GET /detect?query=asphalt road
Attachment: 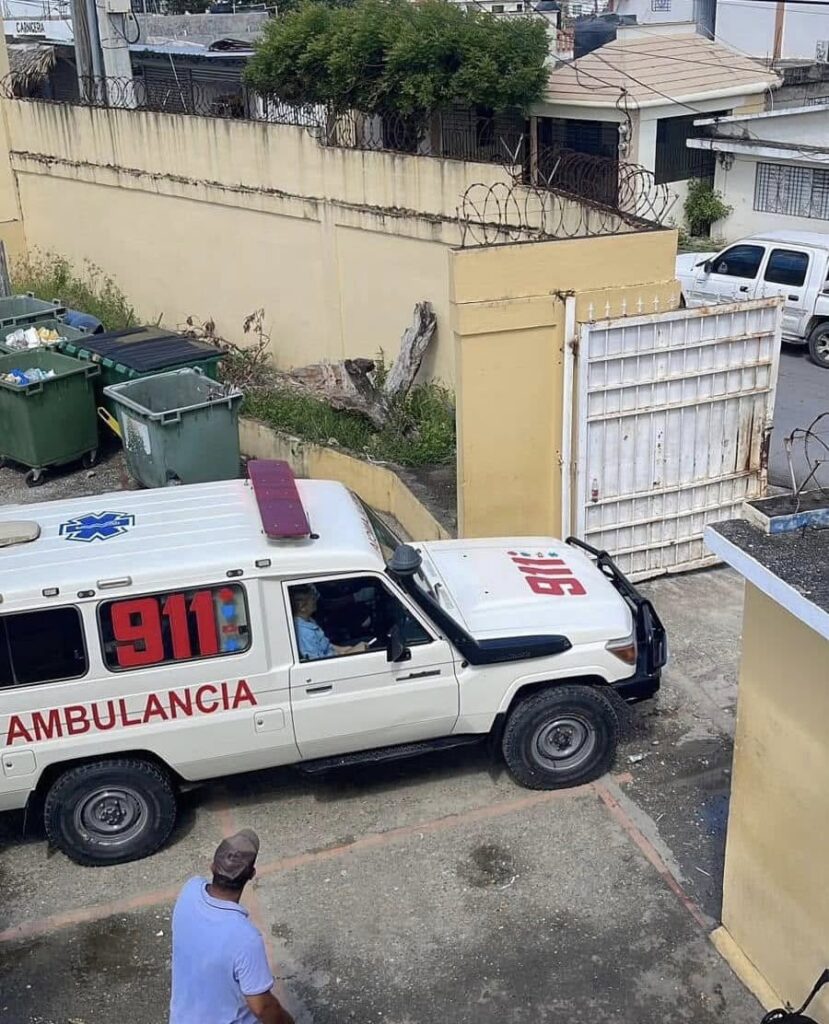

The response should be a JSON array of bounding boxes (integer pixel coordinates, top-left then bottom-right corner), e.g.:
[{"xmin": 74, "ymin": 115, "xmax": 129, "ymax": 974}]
[{"xmin": 769, "ymin": 344, "xmax": 829, "ymax": 489}]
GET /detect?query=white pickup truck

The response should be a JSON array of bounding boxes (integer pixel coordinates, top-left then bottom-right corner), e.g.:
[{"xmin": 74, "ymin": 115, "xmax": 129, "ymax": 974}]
[
  {"xmin": 0, "ymin": 461, "xmax": 666, "ymax": 865},
  {"xmin": 675, "ymin": 230, "xmax": 829, "ymax": 368}
]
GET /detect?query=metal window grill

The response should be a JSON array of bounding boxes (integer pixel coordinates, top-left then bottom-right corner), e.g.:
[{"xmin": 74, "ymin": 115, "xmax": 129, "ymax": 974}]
[{"xmin": 755, "ymin": 161, "xmax": 829, "ymax": 220}]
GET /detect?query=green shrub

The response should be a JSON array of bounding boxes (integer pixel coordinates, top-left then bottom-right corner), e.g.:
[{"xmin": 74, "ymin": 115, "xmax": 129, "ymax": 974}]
[
  {"xmin": 11, "ymin": 250, "xmax": 138, "ymax": 330},
  {"xmin": 683, "ymin": 179, "xmax": 732, "ymax": 238},
  {"xmin": 243, "ymin": 379, "xmax": 456, "ymax": 467}
]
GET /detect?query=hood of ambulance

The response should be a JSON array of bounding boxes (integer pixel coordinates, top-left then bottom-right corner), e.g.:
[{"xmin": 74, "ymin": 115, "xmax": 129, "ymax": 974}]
[{"xmin": 417, "ymin": 538, "xmax": 633, "ymax": 645}]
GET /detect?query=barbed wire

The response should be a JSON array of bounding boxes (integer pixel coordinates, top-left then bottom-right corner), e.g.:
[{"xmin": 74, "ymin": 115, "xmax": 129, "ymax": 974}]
[
  {"xmin": 784, "ymin": 412, "xmax": 829, "ymax": 510},
  {"xmin": 457, "ymin": 179, "xmax": 660, "ymax": 246},
  {"xmin": 1, "ymin": 73, "xmax": 671, "ymax": 243}
]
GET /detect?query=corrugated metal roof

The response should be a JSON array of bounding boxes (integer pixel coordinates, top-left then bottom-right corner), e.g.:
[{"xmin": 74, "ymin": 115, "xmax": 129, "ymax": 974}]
[{"xmin": 546, "ymin": 33, "xmax": 780, "ymax": 108}]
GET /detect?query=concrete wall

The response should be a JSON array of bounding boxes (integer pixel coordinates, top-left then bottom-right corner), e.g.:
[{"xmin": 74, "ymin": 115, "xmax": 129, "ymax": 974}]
[
  {"xmin": 135, "ymin": 11, "xmax": 269, "ymax": 44},
  {"xmin": 239, "ymin": 418, "xmax": 452, "ymax": 542},
  {"xmin": 717, "ymin": 0, "xmax": 829, "ymax": 60},
  {"xmin": 712, "ymin": 154, "xmax": 829, "ymax": 239},
  {"xmin": 0, "ymin": 40, "xmax": 25, "ymax": 263},
  {"xmin": 449, "ymin": 228, "xmax": 680, "ymax": 538},
  {"xmin": 2, "ymin": 98, "xmax": 515, "ymax": 385},
  {"xmin": 721, "ymin": 583, "xmax": 829, "ymax": 1019}
]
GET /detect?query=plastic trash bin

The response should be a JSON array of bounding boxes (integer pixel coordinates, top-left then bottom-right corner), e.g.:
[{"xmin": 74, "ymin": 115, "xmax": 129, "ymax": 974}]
[
  {"xmin": 58, "ymin": 326, "xmax": 225, "ymax": 417},
  {"xmin": 0, "ymin": 350, "xmax": 100, "ymax": 487},
  {"xmin": 104, "ymin": 368, "xmax": 242, "ymax": 488},
  {"xmin": 2, "ymin": 317, "xmax": 90, "ymax": 352},
  {"xmin": 0, "ymin": 294, "xmax": 66, "ymax": 330}
]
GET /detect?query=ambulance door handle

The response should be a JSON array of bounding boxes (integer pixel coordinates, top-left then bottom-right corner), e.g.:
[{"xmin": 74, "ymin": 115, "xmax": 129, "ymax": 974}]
[
  {"xmin": 397, "ymin": 669, "xmax": 441, "ymax": 681},
  {"xmin": 306, "ymin": 684, "xmax": 333, "ymax": 694}
]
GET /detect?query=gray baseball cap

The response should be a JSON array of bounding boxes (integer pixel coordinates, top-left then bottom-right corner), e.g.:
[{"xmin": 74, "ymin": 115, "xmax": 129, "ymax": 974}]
[{"xmin": 212, "ymin": 829, "xmax": 260, "ymax": 881}]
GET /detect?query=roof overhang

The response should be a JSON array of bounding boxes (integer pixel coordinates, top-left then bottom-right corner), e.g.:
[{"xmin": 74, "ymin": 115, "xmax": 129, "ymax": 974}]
[
  {"xmin": 688, "ymin": 137, "xmax": 829, "ymax": 165},
  {"xmin": 541, "ymin": 80, "xmax": 775, "ymax": 111}
]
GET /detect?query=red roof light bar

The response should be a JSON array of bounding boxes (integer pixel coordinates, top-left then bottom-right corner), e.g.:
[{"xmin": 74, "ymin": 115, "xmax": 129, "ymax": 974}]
[{"xmin": 248, "ymin": 460, "xmax": 312, "ymax": 539}]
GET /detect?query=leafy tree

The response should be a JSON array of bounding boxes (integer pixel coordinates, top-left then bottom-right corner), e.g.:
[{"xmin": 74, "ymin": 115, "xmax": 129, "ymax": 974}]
[{"xmin": 244, "ymin": 0, "xmax": 549, "ymax": 115}]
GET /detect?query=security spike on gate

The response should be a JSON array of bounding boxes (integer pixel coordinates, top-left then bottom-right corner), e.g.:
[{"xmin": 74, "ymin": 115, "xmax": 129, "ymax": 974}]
[
  {"xmin": 653, "ymin": 295, "xmax": 660, "ymax": 312},
  {"xmin": 604, "ymin": 300, "xmax": 611, "ymax": 318},
  {"xmin": 636, "ymin": 296, "xmax": 644, "ymax": 314},
  {"xmin": 620, "ymin": 298, "xmax": 627, "ymax": 316},
  {"xmin": 587, "ymin": 302, "xmax": 595, "ymax": 321}
]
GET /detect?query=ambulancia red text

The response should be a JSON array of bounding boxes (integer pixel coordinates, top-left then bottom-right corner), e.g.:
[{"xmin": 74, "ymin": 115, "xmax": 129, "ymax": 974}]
[{"xmin": 4, "ymin": 679, "xmax": 258, "ymax": 747}]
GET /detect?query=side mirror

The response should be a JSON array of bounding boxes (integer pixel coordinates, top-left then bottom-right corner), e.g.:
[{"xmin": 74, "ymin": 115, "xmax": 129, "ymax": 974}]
[
  {"xmin": 386, "ymin": 623, "xmax": 411, "ymax": 663},
  {"xmin": 699, "ymin": 259, "xmax": 712, "ymax": 273}
]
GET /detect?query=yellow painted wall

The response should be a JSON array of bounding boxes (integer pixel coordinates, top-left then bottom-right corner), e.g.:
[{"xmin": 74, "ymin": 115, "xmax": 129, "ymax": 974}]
[
  {"xmin": 450, "ymin": 230, "xmax": 679, "ymax": 538},
  {"xmin": 239, "ymin": 417, "xmax": 451, "ymax": 542},
  {"xmin": 722, "ymin": 583, "xmax": 829, "ymax": 1021},
  {"xmin": 2, "ymin": 99, "xmax": 515, "ymax": 385},
  {"xmin": 0, "ymin": 43, "xmax": 25, "ymax": 261}
]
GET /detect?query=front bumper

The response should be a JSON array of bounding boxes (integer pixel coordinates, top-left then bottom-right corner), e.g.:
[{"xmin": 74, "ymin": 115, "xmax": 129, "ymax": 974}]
[{"xmin": 565, "ymin": 537, "xmax": 668, "ymax": 704}]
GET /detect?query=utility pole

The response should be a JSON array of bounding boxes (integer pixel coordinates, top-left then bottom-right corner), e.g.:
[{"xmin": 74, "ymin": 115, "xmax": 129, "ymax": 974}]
[{"xmin": 70, "ymin": 0, "xmax": 135, "ymax": 104}]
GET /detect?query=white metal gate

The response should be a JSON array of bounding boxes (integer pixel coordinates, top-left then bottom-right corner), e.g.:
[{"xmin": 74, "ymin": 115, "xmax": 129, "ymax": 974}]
[{"xmin": 562, "ymin": 298, "xmax": 783, "ymax": 580}]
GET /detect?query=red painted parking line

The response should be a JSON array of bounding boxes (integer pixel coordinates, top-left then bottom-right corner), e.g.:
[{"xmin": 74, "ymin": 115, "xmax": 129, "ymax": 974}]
[
  {"xmin": 252, "ymin": 784, "xmax": 593, "ymax": 880},
  {"xmin": 0, "ymin": 884, "xmax": 182, "ymax": 943},
  {"xmin": 593, "ymin": 781, "xmax": 709, "ymax": 931},
  {"xmin": 0, "ymin": 784, "xmax": 592, "ymax": 944}
]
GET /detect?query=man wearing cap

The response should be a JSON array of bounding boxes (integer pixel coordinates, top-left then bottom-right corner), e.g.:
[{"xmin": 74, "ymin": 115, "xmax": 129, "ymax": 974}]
[{"xmin": 170, "ymin": 829, "xmax": 294, "ymax": 1024}]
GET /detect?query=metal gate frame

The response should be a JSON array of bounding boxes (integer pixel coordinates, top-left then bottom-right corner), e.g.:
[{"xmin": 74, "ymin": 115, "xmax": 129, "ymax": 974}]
[{"xmin": 561, "ymin": 297, "xmax": 783, "ymax": 581}]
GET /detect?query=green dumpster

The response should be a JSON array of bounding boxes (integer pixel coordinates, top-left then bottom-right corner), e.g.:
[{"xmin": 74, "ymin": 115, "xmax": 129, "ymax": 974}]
[
  {"xmin": 58, "ymin": 326, "xmax": 225, "ymax": 418},
  {"xmin": 2, "ymin": 317, "xmax": 90, "ymax": 351},
  {"xmin": 0, "ymin": 294, "xmax": 65, "ymax": 330},
  {"xmin": 0, "ymin": 350, "xmax": 100, "ymax": 487},
  {"xmin": 104, "ymin": 368, "xmax": 242, "ymax": 488}
]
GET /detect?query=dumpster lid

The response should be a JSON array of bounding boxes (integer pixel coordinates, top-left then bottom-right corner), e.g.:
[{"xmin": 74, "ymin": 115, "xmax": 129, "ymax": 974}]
[
  {"xmin": 72, "ymin": 327, "xmax": 225, "ymax": 372},
  {"xmin": 248, "ymin": 460, "xmax": 312, "ymax": 539}
]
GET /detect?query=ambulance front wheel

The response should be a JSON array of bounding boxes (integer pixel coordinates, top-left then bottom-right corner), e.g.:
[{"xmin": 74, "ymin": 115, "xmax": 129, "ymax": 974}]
[
  {"xmin": 43, "ymin": 758, "xmax": 177, "ymax": 866},
  {"xmin": 501, "ymin": 684, "xmax": 619, "ymax": 790}
]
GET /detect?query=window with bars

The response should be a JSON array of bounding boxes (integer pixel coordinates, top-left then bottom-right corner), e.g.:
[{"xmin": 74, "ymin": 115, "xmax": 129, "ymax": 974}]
[
  {"xmin": 754, "ymin": 162, "xmax": 829, "ymax": 221},
  {"xmin": 654, "ymin": 112, "xmax": 725, "ymax": 184}
]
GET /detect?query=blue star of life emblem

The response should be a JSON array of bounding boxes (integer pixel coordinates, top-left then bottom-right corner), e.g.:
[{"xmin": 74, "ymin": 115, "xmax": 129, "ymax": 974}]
[{"xmin": 59, "ymin": 511, "xmax": 136, "ymax": 543}]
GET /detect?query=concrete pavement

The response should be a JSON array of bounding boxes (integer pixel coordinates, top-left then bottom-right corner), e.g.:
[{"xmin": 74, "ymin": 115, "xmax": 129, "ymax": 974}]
[{"xmin": 0, "ymin": 558, "xmax": 762, "ymax": 1024}]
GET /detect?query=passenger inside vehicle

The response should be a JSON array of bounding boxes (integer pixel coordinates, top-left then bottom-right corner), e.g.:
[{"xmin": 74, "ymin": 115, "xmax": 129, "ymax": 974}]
[{"xmin": 290, "ymin": 584, "xmax": 368, "ymax": 660}]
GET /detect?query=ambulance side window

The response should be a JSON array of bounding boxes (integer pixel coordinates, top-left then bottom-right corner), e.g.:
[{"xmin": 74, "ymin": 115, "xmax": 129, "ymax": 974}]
[
  {"xmin": 99, "ymin": 584, "xmax": 251, "ymax": 671},
  {"xmin": 0, "ymin": 607, "xmax": 88, "ymax": 688}
]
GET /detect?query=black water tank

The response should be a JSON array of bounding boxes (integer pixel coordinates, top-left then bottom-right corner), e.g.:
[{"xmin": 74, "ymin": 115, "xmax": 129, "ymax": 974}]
[{"xmin": 574, "ymin": 14, "xmax": 635, "ymax": 59}]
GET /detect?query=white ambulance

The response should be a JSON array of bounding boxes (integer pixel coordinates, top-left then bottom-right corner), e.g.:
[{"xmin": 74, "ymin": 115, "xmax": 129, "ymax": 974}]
[{"xmin": 0, "ymin": 461, "xmax": 666, "ymax": 866}]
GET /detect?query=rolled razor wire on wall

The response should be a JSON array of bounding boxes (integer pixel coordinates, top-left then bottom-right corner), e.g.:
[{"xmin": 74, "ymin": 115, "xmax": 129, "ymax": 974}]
[
  {"xmin": 0, "ymin": 73, "xmax": 672, "ymax": 242},
  {"xmin": 783, "ymin": 412, "xmax": 829, "ymax": 510}
]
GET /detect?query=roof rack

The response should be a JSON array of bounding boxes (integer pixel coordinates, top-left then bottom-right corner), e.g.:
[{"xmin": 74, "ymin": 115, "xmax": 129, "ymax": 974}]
[{"xmin": 247, "ymin": 460, "xmax": 312, "ymax": 539}]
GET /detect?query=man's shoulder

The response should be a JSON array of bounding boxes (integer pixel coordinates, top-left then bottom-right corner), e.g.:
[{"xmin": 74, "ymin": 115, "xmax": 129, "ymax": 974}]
[{"xmin": 174, "ymin": 876, "xmax": 205, "ymax": 910}]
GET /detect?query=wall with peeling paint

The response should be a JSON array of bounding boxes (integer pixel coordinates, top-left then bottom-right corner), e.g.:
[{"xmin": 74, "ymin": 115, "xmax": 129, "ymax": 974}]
[
  {"xmin": 2, "ymin": 98, "xmax": 515, "ymax": 384},
  {"xmin": 0, "ymin": 46, "xmax": 26, "ymax": 263},
  {"xmin": 448, "ymin": 231, "xmax": 680, "ymax": 538}
]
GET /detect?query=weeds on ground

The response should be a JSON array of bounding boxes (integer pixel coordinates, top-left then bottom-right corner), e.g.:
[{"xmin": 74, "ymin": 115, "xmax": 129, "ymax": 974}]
[
  {"xmin": 11, "ymin": 250, "xmax": 137, "ymax": 329},
  {"xmin": 212, "ymin": 324, "xmax": 456, "ymax": 467},
  {"xmin": 244, "ymin": 379, "xmax": 456, "ymax": 467}
]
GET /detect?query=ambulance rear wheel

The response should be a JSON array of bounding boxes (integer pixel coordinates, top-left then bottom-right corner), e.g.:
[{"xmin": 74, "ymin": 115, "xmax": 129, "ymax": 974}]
[
  {"xmin": 501, "ymin": 685, "xmax": 619, "ymax": 789},
  {"xmin": 44, "ymin": 758, "xmax": 177, "ymax": 866}
]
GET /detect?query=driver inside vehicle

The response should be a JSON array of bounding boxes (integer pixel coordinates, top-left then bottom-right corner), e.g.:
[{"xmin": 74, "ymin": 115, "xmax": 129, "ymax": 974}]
[{"xmin": 290, "ymin": 584, "xmax": 368, "ymax": 660}]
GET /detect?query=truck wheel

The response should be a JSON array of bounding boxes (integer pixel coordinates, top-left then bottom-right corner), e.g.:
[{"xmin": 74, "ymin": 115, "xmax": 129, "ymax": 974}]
[
  {"xmin": 808, "ymin": 324, "xmax": 829, "ymax": 369},
  {"xmin": 501, "ymin": 685, "xmax": 619, "ymax": 790},
  {"xmin": 43, "ymin": 759, "xmax": 177, "ymax": 866}
]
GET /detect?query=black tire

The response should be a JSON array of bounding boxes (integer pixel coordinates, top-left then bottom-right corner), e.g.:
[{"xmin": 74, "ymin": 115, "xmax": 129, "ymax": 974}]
[
  {"xmin": 82, "ymin": 448, "xmax": 99, "ymax": 469},
  {"xmin": 808, "ymin": 324, "xmax": 829, "ymax": 369},
  {"xmin": 24, "ymin": 468, "xmax": 44, "ymax": 488},
  {"xmin": 43, "ymin": 758, "xmax": 177, "ymax": 866},
  {"xmin": 501, "ymin": 685, "xmax": 619, "ymax": 790}
]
